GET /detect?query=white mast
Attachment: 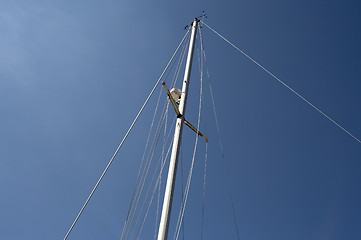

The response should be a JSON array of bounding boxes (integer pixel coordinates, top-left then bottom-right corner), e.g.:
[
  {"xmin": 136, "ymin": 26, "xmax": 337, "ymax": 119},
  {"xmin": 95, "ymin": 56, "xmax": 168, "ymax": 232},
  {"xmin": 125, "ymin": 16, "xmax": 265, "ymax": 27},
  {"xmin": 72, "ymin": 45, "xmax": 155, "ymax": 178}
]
[{"xmin": 157, "ymin": 18, "xmax": 198, "ymax": 240}]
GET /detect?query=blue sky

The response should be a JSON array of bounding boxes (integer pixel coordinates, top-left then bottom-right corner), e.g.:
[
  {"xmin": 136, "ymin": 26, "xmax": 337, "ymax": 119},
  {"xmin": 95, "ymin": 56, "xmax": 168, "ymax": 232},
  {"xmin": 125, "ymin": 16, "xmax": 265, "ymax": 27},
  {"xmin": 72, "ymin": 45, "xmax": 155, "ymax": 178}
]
[{"xmin": 1, "ymin": 1, "xmax": 361, "ymax": 239}]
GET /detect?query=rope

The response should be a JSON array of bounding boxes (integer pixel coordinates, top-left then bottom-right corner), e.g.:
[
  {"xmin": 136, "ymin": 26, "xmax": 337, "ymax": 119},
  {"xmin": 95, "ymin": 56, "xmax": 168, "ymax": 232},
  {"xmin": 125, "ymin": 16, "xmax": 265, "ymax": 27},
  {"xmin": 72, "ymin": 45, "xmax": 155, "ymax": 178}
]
[
  {"xmin": 152, "ymin": 33, "xmax": 189, "ymax": 240},
  {"xmin": 151, "ymin": 38, "xmax": 188, "ymax": 239},
  {"xmin": 201, "ymin": 21, "xmax": 361, "ymax": 144},
  {"xmin": 121, "ymin": 87, "xmax": 163, "ymax": 239},
  {"xmin": 180, "ymin": 142, "xmax": 185, "ymax": 240},
  {"xmin": 209, "ymin": 72, "xmax": 241, "ymax": 240},
  {"xmin": 174, "ymin": 33, "xmax": 193, "ymax": 240},
  {"xmin": 122, "ymin": 29, "xmax": 190, "ymax": 240},
  {"xmin": 199, "ymin": 27, "xmax": 208, "ymax": 240},
  {"xmin": 124, "ymin": 32, "xmax": 191, "ymax": 240},
  {"xmin": 124, "ymin": 100, "xmax": 169, "ymax": 240},
  {"xmin": 174, "ymin": 26, "xmax": 204, "ymax": 240},
  {"xmin": 136, "ymin": 118, "xmax": 177, "ymax": 239},
  {"xmin": 200, "ymin": 142, "xmax": 208, "ymax": 240},
  {"xmin": 155, "ymin": 171, "xmax": 161, "ymax": 240},
  {"xmin": 130, "ymin": 102, "xmax": 171, "ymax": 239},
  {"xmin": 128, "ymin": 31, "xmax": 190, "ymax": 239},
  {"xmin": 199, "ymin": 30, "xmax": 207, "ymax": 240},
  {"xmin": 171, "ymin": 33, "xmax": 190, "ymax": 88},
  {"xmin": 155, "ymin": 166, "xmax": 161, "ymax": 240},
  {"xmin": 63, "ymin": 28, "xmax": 190, "ymax": 240},
  {"xmin": 136, "ymin": 139, "xmax": 173, "ymax": 239},
  {"xmin": 177, "ymin": 34, "xmax": 190, "ymax": 240},
  {"xmin": 154, "ymin": 103, "xmax": 171, "ymax": 240},
  {"xmin": 172, "ymin": 142, "xmax": 184, "ymax": 238},
  {"xmin": 123, "ymin": 100, "xmax": 168, "ymax": 240},
  {"xmin": 199, "ymin": 25, "xmax": 241, "ymax": 240}
]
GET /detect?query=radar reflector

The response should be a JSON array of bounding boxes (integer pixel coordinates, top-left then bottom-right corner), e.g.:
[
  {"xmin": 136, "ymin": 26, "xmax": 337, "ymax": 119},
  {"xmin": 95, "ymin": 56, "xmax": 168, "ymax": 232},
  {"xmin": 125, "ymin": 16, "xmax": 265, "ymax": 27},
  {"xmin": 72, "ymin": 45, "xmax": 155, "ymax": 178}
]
[{"xmin": 170, "ymin": 88, "xmax": 181, "ymax": 104}]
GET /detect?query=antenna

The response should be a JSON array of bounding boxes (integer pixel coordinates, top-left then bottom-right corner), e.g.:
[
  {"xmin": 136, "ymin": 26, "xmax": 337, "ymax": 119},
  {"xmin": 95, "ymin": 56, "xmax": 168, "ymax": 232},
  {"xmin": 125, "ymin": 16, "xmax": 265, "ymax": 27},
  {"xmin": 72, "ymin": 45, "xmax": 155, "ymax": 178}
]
[{"xmin": 196, "ymin": 11, "xmax": 207, "ymax": 19}]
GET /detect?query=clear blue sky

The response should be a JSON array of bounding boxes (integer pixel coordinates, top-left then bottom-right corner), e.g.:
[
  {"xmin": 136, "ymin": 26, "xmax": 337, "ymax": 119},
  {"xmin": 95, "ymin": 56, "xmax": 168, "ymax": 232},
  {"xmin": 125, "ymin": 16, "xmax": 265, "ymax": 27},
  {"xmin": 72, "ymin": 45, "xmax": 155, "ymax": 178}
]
[{"xmin": 1, "ymin": 0, "xmax": 361, "ymax": 239}]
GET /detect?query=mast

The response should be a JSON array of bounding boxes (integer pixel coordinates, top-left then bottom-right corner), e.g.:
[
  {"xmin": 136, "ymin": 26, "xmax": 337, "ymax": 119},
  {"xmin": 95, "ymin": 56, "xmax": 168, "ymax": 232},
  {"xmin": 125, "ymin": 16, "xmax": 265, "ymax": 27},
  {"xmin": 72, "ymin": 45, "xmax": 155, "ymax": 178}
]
[{"xmin": 157, "ymin": 18, "xmax": 198, "ymax": 240}]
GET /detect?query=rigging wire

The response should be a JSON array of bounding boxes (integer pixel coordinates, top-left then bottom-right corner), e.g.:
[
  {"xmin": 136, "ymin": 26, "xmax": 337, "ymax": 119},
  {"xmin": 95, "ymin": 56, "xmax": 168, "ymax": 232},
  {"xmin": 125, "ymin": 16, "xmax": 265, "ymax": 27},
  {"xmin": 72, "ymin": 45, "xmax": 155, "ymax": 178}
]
[
  {"xmin": 200, "ymin": 142, "xmax": 208, "ymax": 240},
  {"xmin": 121, "ymin": 86, "xmax": 163, "ymax": 239},
  {"xmin": 155, "ymin": 168, "xmax": 161, "ymax": 240},
  {"xmin": 180, "ymin": 142, "xmax": 185, "ymax": 240},
  {"xmin": 63, "ymin": 27, "xmax": 191, "ymax": 240},
  {"xmin": 174, "ymin": 25, "xmax": 204, "ymax": 240},
  {"xmin": 124, "ymin": 32, "xmax": 191, "ymax": 240},
  {"xmin": 123, "ymin": 99, "xmax": 168, "ymax": 239},
  {"xmin": 136, "ymin": 117, "xmax": 177, "ymax": 240},
  {"xmin": 129, "ymin": 32, "xmax": 189, "ymax": 240},
  {"xmin": 126, "ymin": 100, "xmax": 167, "ymax": 239},
  {"xmin": 124, "ymin": 99, "xmax": 169, "ymax": 240},
  {"xmin": 171, "ymin": 33, "xmax": 191, "ymax": 88},
  {"xmin": 171, "ymin": 36, "xmax": 189, "ymax": 239},
  {"xmin": 154, "ymin": 102, "xmax": 174, "ymax": 239},
  {"xmin": 201, "ymin": 21, "xmax": 361, "ymax": 144},
  {"xmin": 199, "ymin": 25, "xmax": 241, "ymax": 240},
  {"xmin": 154, "ymin": 103, "xmax": 171, "ymax": 240},
  {"xmin": 127, "ymin": 32, "xmax": 189, "ymax": 240},
  {"xmin": 198, "ymin": 28, "xmax": 208, "ymax": 240},
  {"xmin": 130, "ymin": 102, "xmax": 171, "ymax": 239},
  {"xmin": 121, "ymin": 92, "xmax": 166, "ymax": 239},
  {"xmin": 174, "ymin": 34, "xmax": 189, "ymax": 240}
]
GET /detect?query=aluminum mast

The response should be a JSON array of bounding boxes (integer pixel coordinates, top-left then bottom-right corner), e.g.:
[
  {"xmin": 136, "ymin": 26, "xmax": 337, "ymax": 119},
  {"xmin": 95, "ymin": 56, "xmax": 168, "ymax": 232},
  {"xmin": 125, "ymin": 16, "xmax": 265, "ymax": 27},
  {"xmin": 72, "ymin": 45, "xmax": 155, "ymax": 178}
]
[{"xmin": 157, "ymin": 18, "xmax": 198, "ymax": 240}]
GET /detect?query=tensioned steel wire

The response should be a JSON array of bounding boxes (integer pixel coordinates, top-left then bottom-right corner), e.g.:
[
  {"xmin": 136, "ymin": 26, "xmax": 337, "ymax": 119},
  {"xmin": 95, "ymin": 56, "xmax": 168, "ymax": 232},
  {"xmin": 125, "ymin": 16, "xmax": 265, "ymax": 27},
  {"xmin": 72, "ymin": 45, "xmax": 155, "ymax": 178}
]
[
  {"xmin": 129, "ymin": 101, "xmax": 170, "ymax": 239},
  {"xmin": 200, "ymin": 142, "xmax": 208, "ymax": 240},
  {"xmin": 123, "ymin": 32, "xmax": 191, "ymax": 240},
  {"xmin": 180, "ymin": 141, "xmax": 185, "ymax": 240},
  {"xmin": 153, "ymin": 35, "xmax": 190, "ymax": 239},
  {"xmin": 173, "ymin": 31, "xmax": 190, "ymax": 240},
  {"xmin": 201, "ymin": 21, "xmax": 361, "ymax": 144},
  {"xmin": 136, "ymin": 139, "xmax": 173, "ymax": 240},
  {"xmin": 198, "ymin": 27, "xmax": 208, "ymax": 240},
  {"xmin": 155, "ymin": 104, "xmax": 171, "ymax": 240},
  {"xmin": 199, "ymin": 25, "xmax": 241, "ymax": 240},
  {"xmin": 136, "ymin": 117, "xmax": 177, "ymax": 240},
  {"xmin": 151, "ymin": 35, "xmax": 190, "ymax": 240},
  {"xmin": 121, "ymin": 86, "xmax": 164, "ymax": 240},
  {"xmin": 171, "ymin": 32, "xmax": 191, "ymax": 88},
  {"xmin": 127, "ymin": 33, "xmax": 191, "ymax": 240},
  {"xmin": 125, "ymin": 32, "xmax": 190, "ymax": 239},
  {"xmin": 154, "ymin": 103, "xmax": 170, "ymax": 240},
  {"xmin": 63, "ymin": 27, "xmax": 191, "ymax": 240},
  {"xmin": 124, "ymin": 99, "xmax": 170, "ymax": 240},
  {"xmin": 174, "ymin": 24, "xmax": 205, "ymax": 240}
]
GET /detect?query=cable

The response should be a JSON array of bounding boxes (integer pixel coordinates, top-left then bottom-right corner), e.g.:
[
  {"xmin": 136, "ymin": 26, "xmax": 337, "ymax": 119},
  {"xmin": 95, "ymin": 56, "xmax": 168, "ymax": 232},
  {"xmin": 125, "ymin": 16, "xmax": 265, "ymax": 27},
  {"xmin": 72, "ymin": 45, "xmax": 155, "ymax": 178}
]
[
  {"xmin": 199, "ymin": 25, "xmax": 241, "ymax": 240},
  {"xmin": 130, "ymin": 102, "xmax": 171, "ymax": 239},
  {"xmin": 198, "ymin": 28, "xmax": 208, "ymax": 240},
  {"xmin": 155, "ymin": 169, "xmax": 161, "ymax": 240},
  {"xmin": 136, "ymin": 118, "xmax": 177, "ymax": 239},
  {"xmin": 180, "ymin": 142, "xmax": 185, "ymax": 240},
  {"xmin": 174, "ymin": 26, "xmax": 204, "ymax": 239},
  {"xmin": 200, "ymin": 142, "xmax": 208, "ymax": 240},
  {"xmin": 123, "ymin": 32, "xmax": 191, "ymax": 239},
  {"xmin": 121, "ymin": 87, "xmax": 163, "ymax": 239},
  {"xmin": 201, "ymin": 21, "xmax": 361, "ymax": 144},
  {"xmin": 154, "ymin": 103, "xmax": 170, "ymax": 240},
  {"xmin": 171, "ymin": 33, "xmax": 190, "ymax": 88},
  {"xmin": 63, "ymin": 27, "xmax": 191, "ymax": 240},
  {"xmin": 124, "ymin": 100, "xmax": 169, "ymax": 240},
  {"xmin": 206, "ymin": 54, "xmax": 241, "ymax": 240},
  {"xmin": 128, "ymin": 37, "xmax": 188, "ymax": 236}
]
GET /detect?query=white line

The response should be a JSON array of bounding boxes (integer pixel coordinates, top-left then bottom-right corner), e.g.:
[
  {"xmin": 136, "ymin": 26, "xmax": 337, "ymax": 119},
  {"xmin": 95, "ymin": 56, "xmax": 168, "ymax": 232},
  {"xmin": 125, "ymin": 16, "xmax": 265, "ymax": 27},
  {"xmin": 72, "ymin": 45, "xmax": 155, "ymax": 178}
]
[
  {"xmin": 63, "ymin": 28, "xmax": 191, "ymax": 240},
  {"xmin": 201, "ymin": 21, "xmax": 361, "ymax": 144}
]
